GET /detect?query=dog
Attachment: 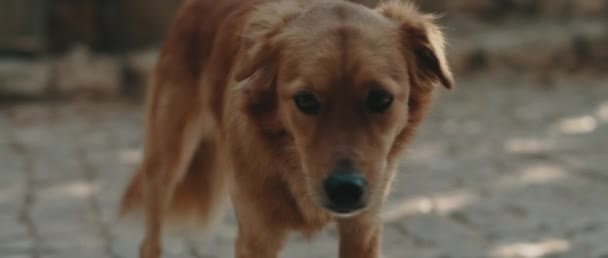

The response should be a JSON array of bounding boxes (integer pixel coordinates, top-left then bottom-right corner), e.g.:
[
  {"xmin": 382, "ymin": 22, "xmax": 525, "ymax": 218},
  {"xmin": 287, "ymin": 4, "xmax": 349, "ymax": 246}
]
[{"xmin": 119, "ymin": 0, "xmax": 454, "ymax": 257}]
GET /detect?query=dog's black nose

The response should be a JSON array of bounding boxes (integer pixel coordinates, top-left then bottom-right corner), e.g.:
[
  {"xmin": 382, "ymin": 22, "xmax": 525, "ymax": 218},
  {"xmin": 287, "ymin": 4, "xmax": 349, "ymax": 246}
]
[{"xmin": 323, "ymin": 173, "xmax": 367, "ymax": 214}]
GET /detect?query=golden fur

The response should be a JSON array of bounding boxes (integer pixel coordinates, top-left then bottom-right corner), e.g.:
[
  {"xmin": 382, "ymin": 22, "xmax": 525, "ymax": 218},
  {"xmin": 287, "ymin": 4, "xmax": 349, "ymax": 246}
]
[{"xmin": 120, "ymin": 0, "xmax": 453, "ymax": 257}]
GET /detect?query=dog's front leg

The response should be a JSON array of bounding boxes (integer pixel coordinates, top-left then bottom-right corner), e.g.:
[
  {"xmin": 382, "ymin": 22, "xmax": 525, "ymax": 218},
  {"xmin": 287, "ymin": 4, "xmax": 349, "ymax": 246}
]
[
  {"xmin": 234, "ymin": 217, "xmax": 287, "ymax": 258},
  {"xmin": 338, "ymin": 216, "xmax": 382, "ymax": 258},
  {"xmin": 139, "ymin": 166, "xmax": 170, "ymax": 258},
  {"xmin": 233, "ymin": 198, "xmax": 288, "ymax": 258}
]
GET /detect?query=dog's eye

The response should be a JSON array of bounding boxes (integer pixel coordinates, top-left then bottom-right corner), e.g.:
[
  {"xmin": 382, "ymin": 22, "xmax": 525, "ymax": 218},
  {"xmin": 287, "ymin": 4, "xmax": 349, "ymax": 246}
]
[
  {"xmin": 366, "ymin": 90, "xmax": 393, "ymax": 113},
  {"xmin": 293, "ymin": 92, "xmax": 320, "ymax": 115}
]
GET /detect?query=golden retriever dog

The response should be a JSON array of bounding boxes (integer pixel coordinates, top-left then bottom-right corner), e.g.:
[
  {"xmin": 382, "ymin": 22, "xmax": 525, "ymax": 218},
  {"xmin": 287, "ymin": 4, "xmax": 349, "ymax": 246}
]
[{"xmin": 120, "ymin": 0, "xmax": 454, "ymax": 257}]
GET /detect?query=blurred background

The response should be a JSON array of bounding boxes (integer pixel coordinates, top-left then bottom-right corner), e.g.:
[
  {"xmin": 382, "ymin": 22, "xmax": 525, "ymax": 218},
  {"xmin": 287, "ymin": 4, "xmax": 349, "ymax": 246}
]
[{"xmin": 0, "ymin": 0, "xmax": 607, "ymax": 257}]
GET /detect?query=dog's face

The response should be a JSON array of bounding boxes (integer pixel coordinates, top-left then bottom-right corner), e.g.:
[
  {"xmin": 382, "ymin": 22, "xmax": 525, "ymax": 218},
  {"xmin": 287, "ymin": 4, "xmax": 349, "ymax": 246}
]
[{"xmin": 235, "ymin": 1, "xmax": 453, "ymax": 217}]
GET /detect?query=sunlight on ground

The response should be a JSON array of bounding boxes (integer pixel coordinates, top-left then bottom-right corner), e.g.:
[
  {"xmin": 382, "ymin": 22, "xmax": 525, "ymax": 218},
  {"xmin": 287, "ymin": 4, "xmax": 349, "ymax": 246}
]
[
  {"xmin": 49, "ymin": 180, "xmax": 97, "ymax": 198},
  {"xmin": 405, "ymin": 143, "xmax": 444, "ymax": 161},
  {"xmin": 491, "ymin": 238, "xmax": 571, "ymax": 258},
  {"xmin": 382, "ymin": 190, "xmax": 478, "ymax": 222},
  {"xmin": 118, "ymin": 148, "xmax": 142, "ymax": 166},
  {"xmin": 496, "ymin": 163, "xmax": 569, "ymax": 189},
  {"xmin": 597, "ymin": 102, "xmax": 608, "ymax": 122},
  {"xmin": 431, "ymin": 190, "xmax": 479, "ymax": 215},
  {"xmin": 504, "ymin": 138, "xmax": 551, "ymax": 154},
  {"xmin": 557, "ymin": 115, "xmax": 597, "ymax": 135},
  {"xmin": 383, "ymin": 162, "xmax": 569, "ymax": 222},
  {"xmin": 382, "ymin": 197, "xmax": 433, "ymax": 222}
]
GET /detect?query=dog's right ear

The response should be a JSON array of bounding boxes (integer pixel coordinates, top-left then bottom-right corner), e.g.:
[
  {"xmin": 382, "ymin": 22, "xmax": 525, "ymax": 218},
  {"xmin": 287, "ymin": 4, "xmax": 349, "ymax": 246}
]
[{"xmin": 234, "ymin": 2, "xmax": 303, "ymax": 82}]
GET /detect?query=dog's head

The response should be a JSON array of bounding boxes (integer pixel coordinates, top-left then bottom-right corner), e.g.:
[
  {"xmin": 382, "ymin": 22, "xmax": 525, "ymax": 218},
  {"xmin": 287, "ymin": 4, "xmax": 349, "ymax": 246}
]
[{"xmin": 234, "ymin": 0, "xmax": 453, "ymax": 217}]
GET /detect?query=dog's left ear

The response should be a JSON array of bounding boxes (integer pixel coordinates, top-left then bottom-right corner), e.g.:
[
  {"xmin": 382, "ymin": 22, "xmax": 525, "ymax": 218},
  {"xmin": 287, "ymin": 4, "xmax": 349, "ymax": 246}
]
[{"xmin": 377, "ymin": 1, "xmax": 454, "ymax": 89}]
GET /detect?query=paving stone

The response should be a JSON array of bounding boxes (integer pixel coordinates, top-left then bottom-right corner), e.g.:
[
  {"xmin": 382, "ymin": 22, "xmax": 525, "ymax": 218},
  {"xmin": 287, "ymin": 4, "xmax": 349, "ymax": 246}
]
[
  {"xmin": 0, "ymin": 73, "xmax": 607, "ymax": 257},
  {"xmin": 30, "ymin": 181, "xmax": 100, "ymax": 247},
  {"xmin": 0, "ymin": 254, "xmax": 30, "ymax": 258},
  {"xmin": 281, "ymin": 230, "xmax": 338, "ymax": 258},
  {"xmin": 0, "ymin": 215, "xmax": 30, "ymax": 255},
  {"xmin": 0, "ymin": 148, "xmax": 25, "ymax": 212},
  {"xmin": 382, "ymin": 226, "xmax": 443, "ymax": 258},
  {"xmin": 394, "ymin": 214, "xmax": 487, "ymax": 258}
]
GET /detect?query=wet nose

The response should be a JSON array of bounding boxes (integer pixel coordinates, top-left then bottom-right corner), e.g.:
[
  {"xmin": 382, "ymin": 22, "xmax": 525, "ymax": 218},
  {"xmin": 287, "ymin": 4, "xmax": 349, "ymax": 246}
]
[{"xmin": 323, "ymin": 173, "xmax": 367, "ymax": 214}]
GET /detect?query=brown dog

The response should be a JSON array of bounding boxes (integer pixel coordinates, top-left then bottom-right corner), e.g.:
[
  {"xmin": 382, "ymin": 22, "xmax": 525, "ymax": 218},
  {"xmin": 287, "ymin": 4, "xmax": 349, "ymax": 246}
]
[{"xmin": 120, "ymin": 0, "xmax": 454, "ymax": 257}]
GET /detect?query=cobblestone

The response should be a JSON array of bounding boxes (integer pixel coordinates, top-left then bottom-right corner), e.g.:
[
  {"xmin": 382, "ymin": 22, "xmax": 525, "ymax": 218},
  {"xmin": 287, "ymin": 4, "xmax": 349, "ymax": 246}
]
[{"xmin": 1, "ymin": 72, "xmax": 607, "ymax": 257}]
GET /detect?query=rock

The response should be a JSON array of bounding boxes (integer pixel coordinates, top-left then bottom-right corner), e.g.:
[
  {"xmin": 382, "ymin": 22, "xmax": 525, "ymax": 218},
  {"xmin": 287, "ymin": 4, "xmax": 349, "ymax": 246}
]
[
  {"xmin": 54, "ymin": 45, "xmax": 122, "ymax": 97},
  {"xmin": 445, "ymin": 0, "xmax": 493, "ymax": 14},
  {"xmin": 123, "ymin": 48, "xmax": 159, "ymax": 100},
  {"xmin": 0, "ymin": 59, "xmax": 50, "ymax": 98},
  {"xmin": 535, "ymin": 0, "xmax": 570, "ymax": 18},
  {"xmin": 574, "ymin": 0, "xmax": 608, "ymax": 16},
  {"xmin": 448, "ymin": 19, "xmax": 607, "ymax": 75}
]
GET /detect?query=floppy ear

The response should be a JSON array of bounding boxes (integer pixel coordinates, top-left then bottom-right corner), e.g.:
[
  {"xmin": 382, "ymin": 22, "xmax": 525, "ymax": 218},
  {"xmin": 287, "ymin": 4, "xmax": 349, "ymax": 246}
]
[
  {"xmin": 234, "ymin": 32, "xmax": 276, "ymax": 82},
  {"xmin": 377, "ymin": 1, "xmax": 454, "ymax": 89},
  {"xmin": 233, "ymin": 25, "xmax": 281, "ymax": 129},
  {"xmin": 234, "ymin": 2, "xmax": 304, "ymax": 82},
  {"xmin": 234, "ymin": 35, "xmax": 283, "ymax": 130},
  {"xmin": 233, "ymin": 2, "xmax": 307, "ymax": 130}
]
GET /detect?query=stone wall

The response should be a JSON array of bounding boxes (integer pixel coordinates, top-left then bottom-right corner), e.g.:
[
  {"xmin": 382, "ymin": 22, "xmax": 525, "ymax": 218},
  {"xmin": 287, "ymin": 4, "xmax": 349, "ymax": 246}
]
[
  {"xmin": 47, "ymin": 0, "xmax": 181, "ymax": 53},
  {"xmin": 1, "ymin": 0, "xmax": 607, "ymax": 101},
  {"xmin": 354, "ymin": 0, "xmax": 608, "ymax": 18}
]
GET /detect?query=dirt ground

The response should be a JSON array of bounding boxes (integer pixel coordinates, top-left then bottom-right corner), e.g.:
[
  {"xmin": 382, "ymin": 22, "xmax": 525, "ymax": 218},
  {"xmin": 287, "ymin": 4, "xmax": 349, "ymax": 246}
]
[{"xmin": 1, "ymin": 71, "xmax": 607, "ymax": 258}]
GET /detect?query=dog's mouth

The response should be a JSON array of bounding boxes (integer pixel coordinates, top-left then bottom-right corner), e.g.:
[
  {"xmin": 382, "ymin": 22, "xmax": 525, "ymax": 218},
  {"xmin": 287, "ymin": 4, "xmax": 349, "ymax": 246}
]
[{"xmin": 323, "ymin": 203, "xmax": 368, "ymax": 218}]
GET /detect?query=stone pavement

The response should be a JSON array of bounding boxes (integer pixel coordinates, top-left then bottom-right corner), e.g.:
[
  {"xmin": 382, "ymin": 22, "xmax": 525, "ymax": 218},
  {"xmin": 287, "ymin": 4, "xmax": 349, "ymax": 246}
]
[{"xmin": 1, "ymin": 72, "xmax": 608, "ymax": 258}]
